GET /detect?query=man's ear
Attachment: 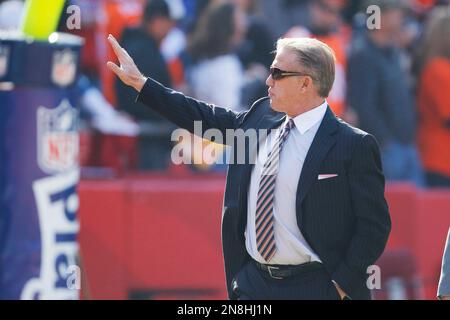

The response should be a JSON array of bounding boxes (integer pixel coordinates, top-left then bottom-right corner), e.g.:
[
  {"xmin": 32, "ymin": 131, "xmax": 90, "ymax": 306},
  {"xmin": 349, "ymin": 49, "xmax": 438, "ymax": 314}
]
[{"xmin": 300, "ymin": 77, "xmax": 310, "ymax": 89}]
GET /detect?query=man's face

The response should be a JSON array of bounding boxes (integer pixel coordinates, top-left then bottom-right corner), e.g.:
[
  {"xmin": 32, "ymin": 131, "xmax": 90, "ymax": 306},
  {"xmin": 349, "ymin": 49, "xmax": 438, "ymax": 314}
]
[
  {"xmin": 381, "ymin": 8, "xmax": 404, "ymax": 41},
  {"xmin": 310, "ymin": 0, "xmax": 342, "ymax": 34},
  {"xmin": 149, "ymin": 16, "xmax": 175, "ymax": 42},
  {"xmin": 266, "ymin": 48, "xmax": 308, "ymax": 114}
]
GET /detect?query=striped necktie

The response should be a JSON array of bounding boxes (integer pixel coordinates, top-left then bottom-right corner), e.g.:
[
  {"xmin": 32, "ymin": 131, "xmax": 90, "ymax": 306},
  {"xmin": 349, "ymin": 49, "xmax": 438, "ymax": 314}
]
[{"xmin": 255, "ymin": 118, "xmax": 295, "ymax": 262}]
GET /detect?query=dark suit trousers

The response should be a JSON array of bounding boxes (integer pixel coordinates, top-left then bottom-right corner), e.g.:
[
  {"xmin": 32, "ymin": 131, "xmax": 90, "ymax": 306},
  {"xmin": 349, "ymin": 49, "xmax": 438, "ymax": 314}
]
[{"xmin": 231, "ymin": 260, "xmax": 342, "ymax": 300}]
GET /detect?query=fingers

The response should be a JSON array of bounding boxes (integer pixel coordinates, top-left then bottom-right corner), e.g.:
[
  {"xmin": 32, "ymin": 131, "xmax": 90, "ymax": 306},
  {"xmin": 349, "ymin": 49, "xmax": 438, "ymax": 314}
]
[
  {"xmin": 108, "ymin": 34, "xmax": 134, "ymax": 66},
  {"xmin": 107, "ymin": 34, "xmax": 121, "ymax": 60},
  {"xmin": 108, "ymin": 34, "xmax": 126, "ymax": 62},
  {"xmin": 107, "ymin": 35, "xmax": 140, "ymax": 88},
  {"xmin": 107, "ymin": 61, "xmax": 123, "ymax": 78}
]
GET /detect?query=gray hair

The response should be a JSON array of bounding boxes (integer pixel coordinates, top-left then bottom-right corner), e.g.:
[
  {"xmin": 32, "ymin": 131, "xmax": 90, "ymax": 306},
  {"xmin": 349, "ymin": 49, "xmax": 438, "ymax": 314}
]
[{"xmin": 276, "ymin": 37, "xmax": 336, "ymax": 97}]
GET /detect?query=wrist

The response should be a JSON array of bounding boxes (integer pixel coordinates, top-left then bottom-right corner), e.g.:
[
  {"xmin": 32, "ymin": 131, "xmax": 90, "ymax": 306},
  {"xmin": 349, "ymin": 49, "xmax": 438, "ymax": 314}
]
[{"xmin": 133, "ymin": 75, "xmax": 147, "ymax": 93}]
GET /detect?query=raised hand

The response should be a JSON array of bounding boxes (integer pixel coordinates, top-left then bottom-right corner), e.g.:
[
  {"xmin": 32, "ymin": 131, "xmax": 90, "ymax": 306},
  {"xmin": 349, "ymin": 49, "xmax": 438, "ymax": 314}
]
[{"xmin": 106, "ymin": 34, "xmax": 147, "ymax": 92}]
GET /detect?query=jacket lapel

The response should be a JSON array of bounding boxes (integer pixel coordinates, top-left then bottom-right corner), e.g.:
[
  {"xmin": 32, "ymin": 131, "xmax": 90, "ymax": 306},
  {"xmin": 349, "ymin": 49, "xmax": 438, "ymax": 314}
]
[
  {"xmin": 296, "ymin": 107, "xmax": 339, "ymax": 225},
  {"xmin": 237, "ymin": 106, "xmax": 339, "ymax": 233}
]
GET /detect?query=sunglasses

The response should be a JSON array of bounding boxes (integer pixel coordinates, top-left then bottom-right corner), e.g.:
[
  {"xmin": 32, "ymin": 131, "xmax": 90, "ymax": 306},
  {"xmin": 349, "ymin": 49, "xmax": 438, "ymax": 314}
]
[{"xmin": 269, "ymin": 67, "xmax": 312, "ymax": 81}]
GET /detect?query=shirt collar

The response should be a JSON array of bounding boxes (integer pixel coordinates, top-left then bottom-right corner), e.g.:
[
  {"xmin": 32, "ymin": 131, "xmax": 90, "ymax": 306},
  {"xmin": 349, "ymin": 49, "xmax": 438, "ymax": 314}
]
[{"xmin": 286, "ymin": 100, "xmax": 328, "ymax": 135}]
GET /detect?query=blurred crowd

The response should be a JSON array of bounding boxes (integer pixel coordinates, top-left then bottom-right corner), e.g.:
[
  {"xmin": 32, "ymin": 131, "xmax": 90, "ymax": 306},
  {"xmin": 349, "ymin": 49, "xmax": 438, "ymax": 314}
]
[{"xmin": 1, "ymin": 0, "xmax": 450, "ymax": 188}]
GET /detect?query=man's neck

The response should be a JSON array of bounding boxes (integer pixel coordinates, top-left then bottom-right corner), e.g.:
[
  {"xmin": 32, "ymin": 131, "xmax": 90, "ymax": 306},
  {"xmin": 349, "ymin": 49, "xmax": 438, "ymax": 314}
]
[{"xmin": 288, "ymin": 97, "xmax": 326, "ymax": 118}]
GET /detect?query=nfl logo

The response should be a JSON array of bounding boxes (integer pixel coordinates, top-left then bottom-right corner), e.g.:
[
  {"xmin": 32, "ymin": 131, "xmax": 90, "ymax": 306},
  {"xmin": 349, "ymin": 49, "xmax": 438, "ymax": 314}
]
[
  {"xmin": 37, "ymin": 99, "xmax": 79, "ymax": 174},
  {"xmin": 51, "ymin": 49, "xmax": 77, "ymax": 87},
  {"xmin": 0, "ymin": 45, "xmax": 9, "ymax": 79}
]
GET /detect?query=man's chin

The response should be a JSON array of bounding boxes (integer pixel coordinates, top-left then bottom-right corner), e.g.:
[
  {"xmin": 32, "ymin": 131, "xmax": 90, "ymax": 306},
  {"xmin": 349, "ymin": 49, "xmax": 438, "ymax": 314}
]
[{"xmin": 269, "ymin": 99, "xmax": 280, "ymax": 112}]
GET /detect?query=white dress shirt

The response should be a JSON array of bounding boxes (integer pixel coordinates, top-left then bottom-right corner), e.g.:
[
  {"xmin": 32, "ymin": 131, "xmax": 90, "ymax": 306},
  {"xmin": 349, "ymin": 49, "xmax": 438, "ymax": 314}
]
[{"xmin": 245, "ymin": 101, "xmax": 328, "ymax": 265}]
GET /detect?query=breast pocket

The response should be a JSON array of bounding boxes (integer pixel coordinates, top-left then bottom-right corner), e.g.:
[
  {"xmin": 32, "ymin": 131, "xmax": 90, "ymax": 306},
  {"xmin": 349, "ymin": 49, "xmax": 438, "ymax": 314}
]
[{"xmin": 311, "ymin": 165, "xmax": 349, "ymax": 205}]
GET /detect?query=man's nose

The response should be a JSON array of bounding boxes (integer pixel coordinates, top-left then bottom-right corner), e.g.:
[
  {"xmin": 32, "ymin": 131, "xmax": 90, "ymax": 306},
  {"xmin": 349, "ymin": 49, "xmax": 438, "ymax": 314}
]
[{"xmin": 266, "ymin": 74, "xmax": 274, "ymax": 87}]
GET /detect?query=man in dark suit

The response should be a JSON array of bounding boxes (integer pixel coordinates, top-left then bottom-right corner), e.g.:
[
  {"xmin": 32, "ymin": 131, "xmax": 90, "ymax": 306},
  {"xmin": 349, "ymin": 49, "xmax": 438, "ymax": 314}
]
[{"xmin": 107, "ymin": 34, "xmax": 391, "ymax": 300}]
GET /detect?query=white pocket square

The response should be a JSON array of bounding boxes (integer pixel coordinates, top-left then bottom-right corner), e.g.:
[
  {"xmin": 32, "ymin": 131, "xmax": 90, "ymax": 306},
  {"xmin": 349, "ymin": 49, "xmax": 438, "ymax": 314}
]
[{"xmin": 318, "ymin": 174, "xmax": 338, "ymax": 180}]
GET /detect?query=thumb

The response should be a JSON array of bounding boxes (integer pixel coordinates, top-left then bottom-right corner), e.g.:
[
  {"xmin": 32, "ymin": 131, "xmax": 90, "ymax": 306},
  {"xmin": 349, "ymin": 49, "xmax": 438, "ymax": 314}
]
[{"xmin": 107, "ymin": 61, "xmax": 124, "ymax": 78}]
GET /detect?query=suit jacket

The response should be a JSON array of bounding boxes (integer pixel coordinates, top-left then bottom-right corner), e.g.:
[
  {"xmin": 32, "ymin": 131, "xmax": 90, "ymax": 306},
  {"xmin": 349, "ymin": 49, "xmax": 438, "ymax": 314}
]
[
  {"xmin": 137, "ymin": 78, "xmax": 392, "ymax": 300},
  {"xmin": 438, "ymin": 229, "xmax": 450, "ymax": 298}
]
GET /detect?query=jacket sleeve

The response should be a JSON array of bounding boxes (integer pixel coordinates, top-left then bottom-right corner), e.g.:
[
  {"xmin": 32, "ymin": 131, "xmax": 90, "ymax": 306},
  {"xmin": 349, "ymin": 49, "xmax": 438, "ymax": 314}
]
[
  {"xmin": 136, "ymin": 77, "xmax": 249, "ymax": 143},
  {"xmin": 331, "ymin": 134, "xmax": 391, "ymax": 297}
]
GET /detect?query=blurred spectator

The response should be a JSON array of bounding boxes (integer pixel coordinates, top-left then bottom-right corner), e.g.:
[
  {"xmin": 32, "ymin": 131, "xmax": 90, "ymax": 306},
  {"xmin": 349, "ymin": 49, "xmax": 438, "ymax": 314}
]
[
  {"xmin": 233, "ymin": 0, "xmax": 275, "ymax": 107},
  {"xmin": 186, "ymin": 1, "xmax": 246, "ymax": 111},
  {"xmin": 233, "ymin": 0, "xmax": 274, "ymax": 70},
  {"xmin": 342, "ymin": 0, "xmax": 363, "ymax": 25},
  {"xmin": 160, "ymin": 0, "xmax": 187, "ymax": 88},
  {"xmin": 347, "ymin": 0, "xmax": 425, "ymax": 186},
  {"xmin": 414, "ymin": 6, "xmax": 450, "ymax": 187},
  {"xmin": 181, "ymin": 2, "xmax": 247, "ymax": 171},
  {"xmin": 182, "ymin": 0, "xmax": 213, "ymax": 33},
  {"xmin": 285, "ymin": 0, "xmax": 350, "ymax": 118},
  {"xmin": 115, "ymin": 0, "xmax": 177, "ymax": 170},
  {"xmin": 161, "ymin": 28, "xmax": 187, "ymax": 88},
  {"xmin": 259, "ymin": 0, "xmax": 310, "ymax": 38}
]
